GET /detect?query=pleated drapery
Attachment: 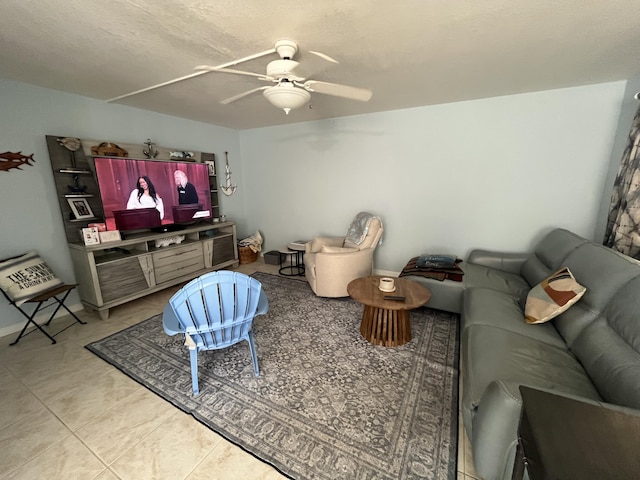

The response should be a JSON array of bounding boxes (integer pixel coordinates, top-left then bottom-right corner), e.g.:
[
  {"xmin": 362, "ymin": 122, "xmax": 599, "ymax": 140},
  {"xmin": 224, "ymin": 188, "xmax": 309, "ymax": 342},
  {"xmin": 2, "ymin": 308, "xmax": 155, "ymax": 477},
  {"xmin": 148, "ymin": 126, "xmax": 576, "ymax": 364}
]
[{"xmin": 604, "ymin": 103, "xmax": 640, "ymax": 259}]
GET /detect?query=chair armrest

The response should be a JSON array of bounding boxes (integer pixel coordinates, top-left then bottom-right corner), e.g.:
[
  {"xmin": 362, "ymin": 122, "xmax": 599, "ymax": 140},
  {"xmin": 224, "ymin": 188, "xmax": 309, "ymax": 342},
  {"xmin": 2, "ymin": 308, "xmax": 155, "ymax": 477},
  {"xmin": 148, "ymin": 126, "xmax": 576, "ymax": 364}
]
[
  {"xmin": 306, "ymin": 236, "xmax": 346, "ymax": 253},
  {"xmin": 256, "ymin": 288, "xmax": 269, "ymax": 315},
  {"xmin": 467, "ymin": 249, "xmax": 529, "ymax": 274},
  {"xmin": 162, "ymin": 303, "xmax": 184, "ymax": 336}
]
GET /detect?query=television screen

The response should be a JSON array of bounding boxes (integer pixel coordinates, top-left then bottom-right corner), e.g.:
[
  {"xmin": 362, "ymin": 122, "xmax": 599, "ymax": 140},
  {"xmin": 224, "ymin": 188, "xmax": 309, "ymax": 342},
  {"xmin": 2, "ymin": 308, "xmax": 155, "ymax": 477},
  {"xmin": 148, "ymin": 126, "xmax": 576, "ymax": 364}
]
[{"xmin": 94, "ymin": 157, "xmax": 212, "ymax": 232}]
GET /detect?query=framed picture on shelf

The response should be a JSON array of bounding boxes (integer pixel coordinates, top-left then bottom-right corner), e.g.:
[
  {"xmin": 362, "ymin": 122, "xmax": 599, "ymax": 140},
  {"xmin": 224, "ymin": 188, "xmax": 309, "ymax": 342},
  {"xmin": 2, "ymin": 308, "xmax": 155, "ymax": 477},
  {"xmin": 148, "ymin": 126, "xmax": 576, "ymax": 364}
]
[
  {"xmin": 67, "ymin": 198, "xmax": 94, "ymax": 220},
  {"xmin": 81, "ymin": 227, "xmax": 101, "ymax": 245},
  {"xmin": 205, "ymin": 160, "xmax": 216, "ymax": 176}
]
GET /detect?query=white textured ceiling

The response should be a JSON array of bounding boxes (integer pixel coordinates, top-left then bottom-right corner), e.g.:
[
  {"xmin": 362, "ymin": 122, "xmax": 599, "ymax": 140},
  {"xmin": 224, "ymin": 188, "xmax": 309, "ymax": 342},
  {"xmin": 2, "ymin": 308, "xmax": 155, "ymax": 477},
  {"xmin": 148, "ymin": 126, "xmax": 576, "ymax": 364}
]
[{"xmin": 2, "ymin": 0, "xmax": 640, "ymax": 129}]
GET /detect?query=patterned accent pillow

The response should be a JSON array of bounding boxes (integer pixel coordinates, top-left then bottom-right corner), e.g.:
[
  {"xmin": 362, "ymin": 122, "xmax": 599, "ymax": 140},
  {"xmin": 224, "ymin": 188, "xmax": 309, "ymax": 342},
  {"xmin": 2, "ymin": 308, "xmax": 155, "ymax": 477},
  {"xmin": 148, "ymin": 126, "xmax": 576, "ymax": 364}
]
[
  {"xmin": 0, "ymin": 252, "xmax": 63, "ymax": 306},
  {"xmin": 524, "ymin": 267, "xmax": 586, "ymax": 324}
]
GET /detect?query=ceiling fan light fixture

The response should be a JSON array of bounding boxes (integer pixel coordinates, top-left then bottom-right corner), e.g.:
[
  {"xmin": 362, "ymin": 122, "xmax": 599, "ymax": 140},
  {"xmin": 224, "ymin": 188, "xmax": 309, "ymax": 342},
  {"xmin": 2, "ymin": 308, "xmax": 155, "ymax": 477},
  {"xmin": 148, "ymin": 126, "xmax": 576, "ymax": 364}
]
[{"xmin": 263, "ymin": 83, "xmax": 310, "ymax": 114}]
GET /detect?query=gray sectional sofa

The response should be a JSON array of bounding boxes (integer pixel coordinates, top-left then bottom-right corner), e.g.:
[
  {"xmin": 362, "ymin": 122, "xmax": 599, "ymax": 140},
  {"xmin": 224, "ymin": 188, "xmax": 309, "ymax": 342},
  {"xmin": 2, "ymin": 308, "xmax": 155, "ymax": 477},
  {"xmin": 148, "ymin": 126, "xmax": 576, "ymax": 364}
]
[{"xmin": 407, "ymin": 228, "xmax": 640, "ymax": 480}]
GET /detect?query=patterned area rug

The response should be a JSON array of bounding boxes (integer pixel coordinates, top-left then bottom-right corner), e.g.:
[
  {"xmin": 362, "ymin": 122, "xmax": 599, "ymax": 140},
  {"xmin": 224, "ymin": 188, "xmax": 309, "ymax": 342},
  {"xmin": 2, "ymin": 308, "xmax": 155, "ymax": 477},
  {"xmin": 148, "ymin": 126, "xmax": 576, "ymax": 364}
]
[{"xmin": 86, "ymin": 272, "xmax": 459, "ymax": 479}]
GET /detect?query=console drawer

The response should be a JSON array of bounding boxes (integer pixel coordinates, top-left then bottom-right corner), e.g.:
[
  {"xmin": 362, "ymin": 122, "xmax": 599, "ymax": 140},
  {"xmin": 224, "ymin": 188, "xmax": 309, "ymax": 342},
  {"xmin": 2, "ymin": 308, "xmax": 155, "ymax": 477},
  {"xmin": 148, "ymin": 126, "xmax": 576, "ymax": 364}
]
[{"xmin": 153, "ymin": 243, "xmax": 204, "ymax": 284}]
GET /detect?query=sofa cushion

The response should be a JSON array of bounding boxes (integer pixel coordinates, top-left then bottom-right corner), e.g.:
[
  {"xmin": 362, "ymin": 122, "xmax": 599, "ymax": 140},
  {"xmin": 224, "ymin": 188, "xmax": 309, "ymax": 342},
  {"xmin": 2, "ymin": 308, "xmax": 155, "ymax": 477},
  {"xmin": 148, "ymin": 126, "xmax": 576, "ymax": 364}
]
[
  {"xmin": 570, "ymin": 275, "xmax": 640, "ymax": 409},
  {"xmin": 520, "ymin": 228, "xmax": 588, "ymax": 286},
  {"xmin": 0, "ymin": 252, "xmax": 63, "ymax": 306},
  {"xmin": 464, "ymin": 262, "xmax": 530, "ymax": 298},
  {"xmin": 462, "ymin": 288, "xmax": 566, "ymax": 348},
  {"xmin": 309, "ymin": 236, "xmax": 344, "ymax": 253},
  {"xmin": 524, "ymin": 267, "xmax": 586, "ymax": 324},
  {"xmin": 462, "ymin": 325, "xmax": 601, "ymax": 423},
  {"xmin": 553, "ymin": 243, "xmax": 640, "ymax": 346}
]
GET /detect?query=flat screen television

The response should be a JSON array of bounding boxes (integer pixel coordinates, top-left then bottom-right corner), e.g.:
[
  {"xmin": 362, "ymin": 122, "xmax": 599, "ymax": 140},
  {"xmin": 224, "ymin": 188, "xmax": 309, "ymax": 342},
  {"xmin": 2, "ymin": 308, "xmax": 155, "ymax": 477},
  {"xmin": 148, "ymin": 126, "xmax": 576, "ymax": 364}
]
[{"xmin": 93, "ymin": 157, "xmax": 212, "ymax": 233}]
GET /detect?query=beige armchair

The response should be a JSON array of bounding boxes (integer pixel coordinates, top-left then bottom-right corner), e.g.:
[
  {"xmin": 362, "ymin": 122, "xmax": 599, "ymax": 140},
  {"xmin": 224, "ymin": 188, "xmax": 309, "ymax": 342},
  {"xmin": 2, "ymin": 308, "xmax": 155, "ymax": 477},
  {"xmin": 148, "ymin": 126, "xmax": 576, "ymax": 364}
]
[{"xmin": 304, "ymin": 212, "xmax": 383, "ymax": 297}]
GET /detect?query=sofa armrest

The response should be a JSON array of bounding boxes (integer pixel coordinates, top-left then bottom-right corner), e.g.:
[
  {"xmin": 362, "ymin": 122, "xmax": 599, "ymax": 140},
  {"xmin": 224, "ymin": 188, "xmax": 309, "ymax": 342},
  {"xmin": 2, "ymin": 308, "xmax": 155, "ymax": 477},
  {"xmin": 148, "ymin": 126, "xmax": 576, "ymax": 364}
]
[
  {"xmin": 467, "ymin": 249, "xmax": 529, "ymax": 275},
  {"xmin": 306, "ymin": 236, "xmax": 345, "ymax": 253},
  {"xmin": 470, "ymin": 380, "xmax": 523, "ymax": 480}
]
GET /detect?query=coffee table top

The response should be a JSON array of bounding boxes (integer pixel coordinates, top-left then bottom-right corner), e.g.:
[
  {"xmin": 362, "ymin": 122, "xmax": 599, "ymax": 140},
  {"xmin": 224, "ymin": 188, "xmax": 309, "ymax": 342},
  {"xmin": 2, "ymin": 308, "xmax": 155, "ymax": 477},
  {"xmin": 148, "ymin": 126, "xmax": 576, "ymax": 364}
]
[{"xmin": 347, "ymin": 275, "xmax": 431, "ymax": 311}]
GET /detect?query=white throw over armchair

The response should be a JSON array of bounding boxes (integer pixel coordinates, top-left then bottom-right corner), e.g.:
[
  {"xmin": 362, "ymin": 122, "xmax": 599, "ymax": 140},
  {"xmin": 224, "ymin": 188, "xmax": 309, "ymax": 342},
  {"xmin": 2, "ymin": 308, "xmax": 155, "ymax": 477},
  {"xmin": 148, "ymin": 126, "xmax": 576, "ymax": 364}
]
[{"xmin": 304, "ymin": 212, "xmax": 383, "ymax": 297}]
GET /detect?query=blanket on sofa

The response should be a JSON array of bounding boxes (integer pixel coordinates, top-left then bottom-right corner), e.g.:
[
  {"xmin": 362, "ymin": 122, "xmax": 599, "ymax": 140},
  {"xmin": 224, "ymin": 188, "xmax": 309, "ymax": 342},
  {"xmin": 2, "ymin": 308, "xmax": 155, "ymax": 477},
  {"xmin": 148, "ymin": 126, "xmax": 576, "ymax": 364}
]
[{"xmin": 399, "ymin": 256, "xmax": 464, "ymax": 282}]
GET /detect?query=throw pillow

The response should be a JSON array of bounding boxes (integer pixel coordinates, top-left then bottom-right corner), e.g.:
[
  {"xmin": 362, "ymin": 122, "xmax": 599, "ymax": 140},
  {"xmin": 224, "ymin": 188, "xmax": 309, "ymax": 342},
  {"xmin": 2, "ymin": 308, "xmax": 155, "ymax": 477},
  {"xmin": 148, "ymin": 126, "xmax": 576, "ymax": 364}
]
[
  {"xmin": 321, "ymin": 246, "xmax": 359, "ymax": 254},
  {"xmin": 0, "ymin": 252, "xmax": 63, "ymax": 306},
  {"xmin": 524, "ymin": 267, "xmax": 586, "ymax": 324},
  {"xmin": 416, "ymin": 254, "xmax": 458, "ymax": 269}
]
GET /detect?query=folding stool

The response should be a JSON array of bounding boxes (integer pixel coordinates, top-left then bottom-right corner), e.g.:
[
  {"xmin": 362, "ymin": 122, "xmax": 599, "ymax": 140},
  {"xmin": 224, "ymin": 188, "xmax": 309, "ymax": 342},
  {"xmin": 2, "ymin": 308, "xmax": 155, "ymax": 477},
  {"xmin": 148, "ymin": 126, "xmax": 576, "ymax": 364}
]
[{"xmin": 2, "ymin": 283, "xmax": 86, "ymax": 345}]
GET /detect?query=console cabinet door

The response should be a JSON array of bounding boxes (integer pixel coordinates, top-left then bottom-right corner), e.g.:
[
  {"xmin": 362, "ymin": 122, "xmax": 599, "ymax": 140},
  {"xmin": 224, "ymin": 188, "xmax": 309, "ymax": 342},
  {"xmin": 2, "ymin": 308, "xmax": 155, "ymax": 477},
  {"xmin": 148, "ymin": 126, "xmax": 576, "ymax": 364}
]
[
  {"xmin": 97, "ymin": 255, "xmax": 153, "ymax": 303},
  {"xmin": 213, "ymin": 236, "xmax": 235, "ymax": 265}
]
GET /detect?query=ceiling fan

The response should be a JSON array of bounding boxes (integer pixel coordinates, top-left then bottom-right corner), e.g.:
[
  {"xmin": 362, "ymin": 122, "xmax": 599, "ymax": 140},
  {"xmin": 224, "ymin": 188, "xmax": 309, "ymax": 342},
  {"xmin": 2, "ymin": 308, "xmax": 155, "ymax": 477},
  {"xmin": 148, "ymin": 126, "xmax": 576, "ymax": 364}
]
[{"xmin": 107, "ymin": 39, "xmax": 373, "ymax": 115}]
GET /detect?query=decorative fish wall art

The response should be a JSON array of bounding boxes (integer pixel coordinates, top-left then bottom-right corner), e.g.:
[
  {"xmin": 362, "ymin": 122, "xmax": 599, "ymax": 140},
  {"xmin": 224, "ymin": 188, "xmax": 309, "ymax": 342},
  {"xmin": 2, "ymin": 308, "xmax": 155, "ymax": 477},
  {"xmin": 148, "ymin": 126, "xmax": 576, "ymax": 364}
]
[{"xmin": 0, "ymin": 151, "xmax": 35, "ymax": 172}]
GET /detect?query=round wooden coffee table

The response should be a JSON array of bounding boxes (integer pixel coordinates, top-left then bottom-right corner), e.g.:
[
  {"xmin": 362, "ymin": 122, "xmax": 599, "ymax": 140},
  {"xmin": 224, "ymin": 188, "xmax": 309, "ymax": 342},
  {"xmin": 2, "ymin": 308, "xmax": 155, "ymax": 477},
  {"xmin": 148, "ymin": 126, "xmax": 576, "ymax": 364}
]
[{"xmin": 347, "ymin": 276, "xmax": 431, "ymax": 347}]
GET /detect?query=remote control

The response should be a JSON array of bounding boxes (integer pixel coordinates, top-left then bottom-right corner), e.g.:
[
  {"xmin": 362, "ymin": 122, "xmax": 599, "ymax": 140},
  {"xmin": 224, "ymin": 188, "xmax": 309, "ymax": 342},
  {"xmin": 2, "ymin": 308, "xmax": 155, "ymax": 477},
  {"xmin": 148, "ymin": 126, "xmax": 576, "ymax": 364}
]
[{"xmin": 384, "ymin": 295, "xmax": 406, "ymax": 301}]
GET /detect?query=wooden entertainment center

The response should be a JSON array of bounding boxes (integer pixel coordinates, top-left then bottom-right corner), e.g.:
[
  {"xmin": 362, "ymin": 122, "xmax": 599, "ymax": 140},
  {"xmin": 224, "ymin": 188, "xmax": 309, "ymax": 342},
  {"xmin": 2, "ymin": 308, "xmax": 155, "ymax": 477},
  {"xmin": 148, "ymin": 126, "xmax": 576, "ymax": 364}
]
[
  {"xmin": 68, "ymin": 223, "xmax": 237, "ymax": 319},
  {"xmin": 46, "ymin": 135, "xmax": 239, "ymax": 319}
]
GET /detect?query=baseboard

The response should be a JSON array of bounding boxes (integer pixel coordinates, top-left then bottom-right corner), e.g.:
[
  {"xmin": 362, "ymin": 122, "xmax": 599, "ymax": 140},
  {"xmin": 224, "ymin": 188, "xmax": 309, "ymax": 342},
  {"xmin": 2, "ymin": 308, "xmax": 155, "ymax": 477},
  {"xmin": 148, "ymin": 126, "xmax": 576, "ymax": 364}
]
[{"xmin": 373, "ymin": 268, "xmax": 400, "ymax": 277}]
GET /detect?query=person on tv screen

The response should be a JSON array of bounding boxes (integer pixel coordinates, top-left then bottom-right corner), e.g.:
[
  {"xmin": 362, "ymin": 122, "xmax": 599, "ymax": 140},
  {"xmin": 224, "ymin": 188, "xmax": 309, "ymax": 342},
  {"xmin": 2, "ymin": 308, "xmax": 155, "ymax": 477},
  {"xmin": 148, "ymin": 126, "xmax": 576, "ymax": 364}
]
[
  {"xmin": 126, "ymin": 175, "xmax": 164, "ymax": 219},
  {"xmin": 174, "ymin": 170, "xmax": 199, "ymax": 205}
]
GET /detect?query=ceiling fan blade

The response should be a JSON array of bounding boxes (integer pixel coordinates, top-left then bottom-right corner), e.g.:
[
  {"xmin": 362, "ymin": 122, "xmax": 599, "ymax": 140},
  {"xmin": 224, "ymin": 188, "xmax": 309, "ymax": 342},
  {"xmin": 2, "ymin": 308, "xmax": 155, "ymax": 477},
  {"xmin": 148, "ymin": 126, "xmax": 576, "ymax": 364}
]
[
  {"xmin": 195, "ymin": 66, "xmax": 273, "ymax": 81},
  {"xmin": 218, "ymin": 47, "xmax": 276, "ymax": 69},
  {"xmin": 107, "ymin": 47, "xmax": 277, "ymax": 102},
  {"xmin": 106, "ymin": 71, "xmax": 210, "ymax": 102},
  {"xmin": 220, "ymin": 86, "xmax": 269, "ymax": 105},
  {"xmin": 308, "ymin": 50, "xmax": 339, "ymax": 64},
  {"xmin": 302, "ymin": 80, "xmax": 372, "ymax": 102}
]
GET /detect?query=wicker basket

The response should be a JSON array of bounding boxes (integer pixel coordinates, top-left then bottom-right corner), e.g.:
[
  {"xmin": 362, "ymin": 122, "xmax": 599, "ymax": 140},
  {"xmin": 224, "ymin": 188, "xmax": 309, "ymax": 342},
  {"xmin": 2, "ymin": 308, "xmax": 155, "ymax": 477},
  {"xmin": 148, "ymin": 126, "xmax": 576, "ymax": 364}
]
[{"xmin": 238, "ymin": 245, "xmax": 258, "ymax": 264}]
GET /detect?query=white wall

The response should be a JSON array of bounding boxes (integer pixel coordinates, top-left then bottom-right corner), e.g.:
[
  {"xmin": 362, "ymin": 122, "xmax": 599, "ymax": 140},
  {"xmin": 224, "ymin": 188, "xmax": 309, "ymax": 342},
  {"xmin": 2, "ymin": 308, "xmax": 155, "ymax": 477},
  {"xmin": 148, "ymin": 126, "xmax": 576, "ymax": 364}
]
[
  {"xmin": 0, "ymin": 79, "xmax": 628, "ymax": 336},
  {"xmin": 239, "ymin": 81, "xmax": 626, "ymax": 272},
  {"xmin": 0, "ymin": 80, "xmax": 242, "ymax": 335}
]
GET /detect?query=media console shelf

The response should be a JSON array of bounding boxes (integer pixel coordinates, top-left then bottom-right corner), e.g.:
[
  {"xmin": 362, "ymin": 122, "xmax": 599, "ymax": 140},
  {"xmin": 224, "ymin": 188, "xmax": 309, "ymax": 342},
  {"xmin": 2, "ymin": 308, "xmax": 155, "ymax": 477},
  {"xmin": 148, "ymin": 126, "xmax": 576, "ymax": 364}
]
[{"xmin": 68, "ymin": 222, "xmax": 238, "ymax": 319}]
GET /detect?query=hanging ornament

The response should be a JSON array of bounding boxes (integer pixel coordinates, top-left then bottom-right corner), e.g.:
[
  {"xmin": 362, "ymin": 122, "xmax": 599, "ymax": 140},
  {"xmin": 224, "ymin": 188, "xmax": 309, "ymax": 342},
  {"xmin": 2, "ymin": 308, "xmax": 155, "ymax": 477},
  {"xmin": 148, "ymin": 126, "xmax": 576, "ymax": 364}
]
[
  {"xmin": 57, "ymin": 137, "xmax": 81, "ymax": 167},
  {"xmin": 220, "ymin": 151, "xmax": 237, "ymax": 196},
  {"xmin": 143, "ymin": 139, "xmax": 158, "ymax": 159}
]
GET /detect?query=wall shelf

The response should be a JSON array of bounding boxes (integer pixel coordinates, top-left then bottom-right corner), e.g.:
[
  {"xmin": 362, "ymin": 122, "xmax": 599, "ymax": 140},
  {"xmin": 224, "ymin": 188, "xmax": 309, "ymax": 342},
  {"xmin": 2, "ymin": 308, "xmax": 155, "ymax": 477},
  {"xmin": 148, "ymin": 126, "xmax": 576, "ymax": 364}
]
[{"xmin": 59, "ymin": 168, "xmax": 92, "ymax": 174}]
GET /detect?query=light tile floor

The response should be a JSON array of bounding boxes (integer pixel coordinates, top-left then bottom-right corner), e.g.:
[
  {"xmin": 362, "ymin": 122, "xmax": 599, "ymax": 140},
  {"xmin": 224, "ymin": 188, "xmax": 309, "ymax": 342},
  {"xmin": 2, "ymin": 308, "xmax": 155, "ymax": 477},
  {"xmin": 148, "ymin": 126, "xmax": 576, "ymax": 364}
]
[{"xmin": 0, "ymin": 259, "xmax": 480, "ymax": 480}]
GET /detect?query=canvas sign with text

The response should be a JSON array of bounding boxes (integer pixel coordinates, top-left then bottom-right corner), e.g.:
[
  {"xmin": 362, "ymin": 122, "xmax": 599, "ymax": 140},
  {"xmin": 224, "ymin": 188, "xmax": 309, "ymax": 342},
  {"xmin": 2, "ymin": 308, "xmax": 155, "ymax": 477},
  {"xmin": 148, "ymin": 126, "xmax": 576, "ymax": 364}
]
[{"xmin": 0, "ymin": 252, "xmax": 63, "ymax": 305}]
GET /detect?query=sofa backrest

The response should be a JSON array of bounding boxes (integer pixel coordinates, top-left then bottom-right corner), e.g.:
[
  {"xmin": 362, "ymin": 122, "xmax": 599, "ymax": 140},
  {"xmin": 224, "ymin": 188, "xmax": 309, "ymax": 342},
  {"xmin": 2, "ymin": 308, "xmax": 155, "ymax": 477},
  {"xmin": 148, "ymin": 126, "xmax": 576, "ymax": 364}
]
[
  {"xmin": 570, "ymin": 274, "xmax": 640, "ymax": 409},
  {"xmin": 520, "ymin": 228, "xmax": 588, "ymax": 287},
  {"xmin": 553, "ymin": 243, "xmax": 640, "ymax": 346}
]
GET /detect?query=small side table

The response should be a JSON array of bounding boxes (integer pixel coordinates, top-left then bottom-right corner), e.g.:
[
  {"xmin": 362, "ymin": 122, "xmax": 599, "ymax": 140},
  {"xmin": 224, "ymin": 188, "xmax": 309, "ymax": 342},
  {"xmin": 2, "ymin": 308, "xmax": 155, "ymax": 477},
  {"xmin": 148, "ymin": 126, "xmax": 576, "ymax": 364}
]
[
  {"xmin": 347, "ymin": 276, "xmax": 431, "ymax": 347},
  {"xmin": 279, "ymin": 247, "xmax": 305, "ymax": 276}
]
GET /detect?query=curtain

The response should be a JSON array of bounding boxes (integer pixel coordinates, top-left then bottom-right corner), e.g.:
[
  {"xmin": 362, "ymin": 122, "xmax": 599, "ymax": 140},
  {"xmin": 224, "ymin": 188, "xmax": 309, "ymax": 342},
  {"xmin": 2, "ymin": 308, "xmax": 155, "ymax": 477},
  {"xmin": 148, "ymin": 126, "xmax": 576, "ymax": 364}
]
[{"xmin": 604, "ymin": 104, "xmax": 640, "ymax": 258}]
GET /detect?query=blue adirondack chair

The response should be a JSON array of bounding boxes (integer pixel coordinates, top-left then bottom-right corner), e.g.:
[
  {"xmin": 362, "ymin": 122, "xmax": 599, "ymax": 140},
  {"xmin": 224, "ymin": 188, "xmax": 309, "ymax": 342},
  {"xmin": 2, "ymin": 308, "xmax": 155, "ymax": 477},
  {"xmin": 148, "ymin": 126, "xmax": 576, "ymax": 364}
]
[{"xmin": 162, "ymin": 271, "xmax": 269, "ymax": 396}]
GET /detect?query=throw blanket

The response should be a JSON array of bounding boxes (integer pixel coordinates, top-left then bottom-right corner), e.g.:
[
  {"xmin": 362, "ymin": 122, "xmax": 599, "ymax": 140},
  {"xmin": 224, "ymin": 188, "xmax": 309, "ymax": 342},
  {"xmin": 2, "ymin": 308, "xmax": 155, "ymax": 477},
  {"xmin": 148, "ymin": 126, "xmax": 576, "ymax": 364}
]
[
  {"xmin": 345, "ymin": 212, "xmax": 381, "ymax": 245},
  {"xmin": 238, "ymin": 230, "xmax": 263, "ymax": 253},
  {"xmin": 399, "ymin": 256, "xmax": 464, "ymax": 282}
]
